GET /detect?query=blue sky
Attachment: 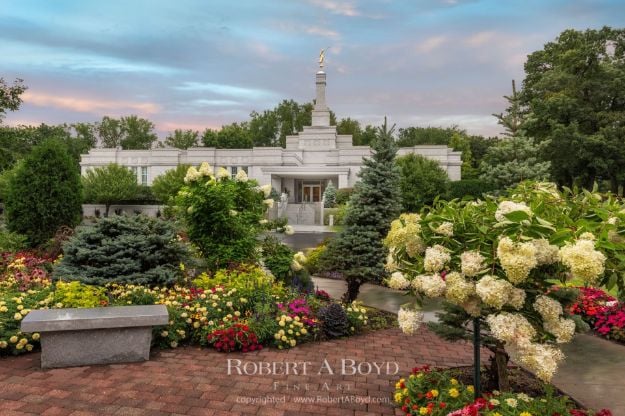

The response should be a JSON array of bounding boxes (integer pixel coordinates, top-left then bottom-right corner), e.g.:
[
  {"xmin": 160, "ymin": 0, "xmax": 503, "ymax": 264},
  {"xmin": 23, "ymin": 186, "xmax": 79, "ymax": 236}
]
[{"xmin": 2, "ymin": 0, "xmax": 624, "ymax": 137}]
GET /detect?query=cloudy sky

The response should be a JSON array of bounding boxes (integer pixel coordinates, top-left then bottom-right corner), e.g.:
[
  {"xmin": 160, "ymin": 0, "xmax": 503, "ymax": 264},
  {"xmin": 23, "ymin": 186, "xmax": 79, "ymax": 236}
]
[{"xmin": 2, "ymin": 0, "xmax": 624, "ymax": 137}]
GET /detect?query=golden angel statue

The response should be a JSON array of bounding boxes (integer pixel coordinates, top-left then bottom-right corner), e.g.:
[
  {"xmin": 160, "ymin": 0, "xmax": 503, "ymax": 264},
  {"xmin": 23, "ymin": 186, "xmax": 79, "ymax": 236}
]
[{"xmin": 319, "ymin": 48, "xmax": 328, "ymax": 68}]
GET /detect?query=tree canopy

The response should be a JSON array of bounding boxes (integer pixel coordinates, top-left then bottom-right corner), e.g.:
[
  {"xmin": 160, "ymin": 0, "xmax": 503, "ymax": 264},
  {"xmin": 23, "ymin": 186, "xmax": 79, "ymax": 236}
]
[
  {"xmin": 521, "ymin": 26, "xmax": 625, "ymax": 191},
  {"xmin": 5, "ymin": 139, "xmax": 82, "ymax": 246},
  {"xmin": 0, "ymin": 78, "xmax": 27, "ymax": 123},
  {"xmin": 163, "ymin": 129, "xmax": 199, "ymax": 149},
  {"xmin": 82, "ymin": 163, "xmax": 140, "ymax": 216}
]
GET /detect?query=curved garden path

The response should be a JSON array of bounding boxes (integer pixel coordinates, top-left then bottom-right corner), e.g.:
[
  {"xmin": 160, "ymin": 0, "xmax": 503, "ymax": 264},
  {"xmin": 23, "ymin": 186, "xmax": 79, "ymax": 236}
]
[{"xmin": 0, "ymin": 328, "xmax": 487, "ymax": 416}]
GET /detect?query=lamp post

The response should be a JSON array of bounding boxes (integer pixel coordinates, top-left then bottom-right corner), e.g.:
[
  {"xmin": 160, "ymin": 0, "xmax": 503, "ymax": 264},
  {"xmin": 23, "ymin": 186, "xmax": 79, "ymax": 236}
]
[{"xmin": 473, "ymin": 318, "xmax": 481, "ymax": 400}]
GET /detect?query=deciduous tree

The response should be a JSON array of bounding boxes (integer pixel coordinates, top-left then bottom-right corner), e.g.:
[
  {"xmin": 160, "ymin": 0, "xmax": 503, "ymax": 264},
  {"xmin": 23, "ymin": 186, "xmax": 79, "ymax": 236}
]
[
  {"xmin": 0, "ymin": 78, "xmax": 27, "ymax": 123},
  {"xmin": 163, "ymin": 129, "xmax": 199, "ymax": 149},
  {"xmin": 82, "ymin": 163, "xmax": 140, "ymax": 217},
  {"xmin": 522, "ymin": 26, "xmax": 625, "ymax": 191}
]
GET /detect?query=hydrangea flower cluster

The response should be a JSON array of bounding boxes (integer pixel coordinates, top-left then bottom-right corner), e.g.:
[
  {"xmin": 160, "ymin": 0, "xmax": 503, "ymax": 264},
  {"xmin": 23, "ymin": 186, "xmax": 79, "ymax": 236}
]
[
  {"xmin": 559, "ymin": 239, "xmax": 606, "ymax": 285},
  {"xmin": 384, "ymin": 181, "xmax": 622, "ymax": 383},
  {"xmin": 398, "ymin": 306, "xmax": 424, "ymax": 335}
]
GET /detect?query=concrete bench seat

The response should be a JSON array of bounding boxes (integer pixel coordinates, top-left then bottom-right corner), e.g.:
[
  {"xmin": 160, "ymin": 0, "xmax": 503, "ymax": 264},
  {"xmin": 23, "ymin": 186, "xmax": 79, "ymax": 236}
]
[{"xmin": 21, "ymin": 305, "xmax": 169, "ymax": 369}]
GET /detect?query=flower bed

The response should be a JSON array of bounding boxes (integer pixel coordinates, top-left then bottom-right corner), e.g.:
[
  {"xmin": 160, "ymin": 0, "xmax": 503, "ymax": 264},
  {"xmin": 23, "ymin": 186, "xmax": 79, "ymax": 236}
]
[
  {"xmin": 569, "ymin": 286, "xmax": 625, "ymax": 343},
  {"xmin": 393, "ymin": 366, "xmax": 611, "ymax": 415},
  {"xmin": 0, "ymin": 253, "xmax": 393, "ymax": 356}
]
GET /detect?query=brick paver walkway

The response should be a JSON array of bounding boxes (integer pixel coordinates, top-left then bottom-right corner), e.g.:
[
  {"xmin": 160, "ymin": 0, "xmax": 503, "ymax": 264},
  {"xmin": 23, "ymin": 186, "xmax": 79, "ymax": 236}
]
[{"xmin": 0, "ymin": 328, "xmax": 489, "ymax": 416}]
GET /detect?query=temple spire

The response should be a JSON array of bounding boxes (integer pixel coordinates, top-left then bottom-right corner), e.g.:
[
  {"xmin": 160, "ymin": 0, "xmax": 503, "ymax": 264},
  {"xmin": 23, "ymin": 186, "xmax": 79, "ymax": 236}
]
[{"xmin": 312, "ymin": 51, "xmax": 331, "ymax": 126}]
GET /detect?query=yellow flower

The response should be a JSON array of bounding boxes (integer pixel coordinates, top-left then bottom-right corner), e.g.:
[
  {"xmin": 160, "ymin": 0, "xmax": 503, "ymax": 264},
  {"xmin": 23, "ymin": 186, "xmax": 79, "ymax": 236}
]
[
  {"xmin": 394, "ymin": 392, "xmax": 403, "ymax": 404},
  {"xmin": 9, "ymin": 336, "xmax": 18, "ymax": 344},
  {"xmin": 467, "ymin": 385, "xmax": 475, "ymax": 393},
  {"xmin": 450, "ymin": 378, "xmax": 458, "ymax": 386},
  {"xmin": 0, "ymin": 341, "xmax": 7, "ymax": 348},
  {"xmin": 14, "ymin": 313, "xmax": 22, "ymax": 321},
  {"xmin": 430, "ymin": 389, "xmax": 439, "ymax": 397},
  {"xmin": 449, "ymin": 388, "xmax": 459, "ymax": 398},
  {"xmin": 520, "ymin": 413, "xmax": 532, "ymax": 416},
  {"xmin": 419, "ymin": 407, "xmax": 428, "ymax": 415}
]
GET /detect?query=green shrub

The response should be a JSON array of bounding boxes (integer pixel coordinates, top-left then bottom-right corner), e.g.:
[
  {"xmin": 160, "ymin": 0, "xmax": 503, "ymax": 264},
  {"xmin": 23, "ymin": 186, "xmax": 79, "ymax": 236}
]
[
  {"xmin": 261, "ymin": 236, "xmax": 294, "ymax": 284},
  {"xmin": 249, "ymin": 313, "xmax": 281, "ymax": 345},
  {"xmin": 192, "ymin": 264, "xmax": 274, "ymax": 291},
  {"xmin": 324, "ymin": 204, "xmax": 348, "ymax": 226},
  {"xmin": 305, "ymin": 243, "xmax": 327, "ymax": 275},
  {"xmin": 0, "ymin": 167, "xmax": 17, "ymax": 203},
  {"xmin": 5, "ymin": 139, "xmax": 82, "ymax": 247},
  {"xmin": 53, "ymin": 281, "xmax": 107, "ymax": 308},
  {"xmin": 335, "ymin": 188, "xmax": 353, "ymax": 205},
  {"xmin": 175, "ymin": 163, "xmax": 269, "ymax": 270},
  {"xmin": 54, "ymin": 215, "xmax": 189, "ymax": 286},
  {"xmin": 447, "ymin": 178, "xmax": 497, "ymax": 200},
  {"xmin": 396, "ymin": 153, "xmax": 449, "ymax": 212},
  {"xmin": 151, "ymin": 165, "xmax": 190, "ymax": 204},
  {"xmin": 0, "ymin": 226, "xmax": 27, "ymax": 252}
]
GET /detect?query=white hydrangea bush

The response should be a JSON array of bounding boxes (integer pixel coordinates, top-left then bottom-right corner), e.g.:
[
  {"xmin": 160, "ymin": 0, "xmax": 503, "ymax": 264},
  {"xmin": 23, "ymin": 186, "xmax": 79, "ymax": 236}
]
[{"xmin": 384, "ymin": 181, "xmax": 625, "ymax": 382}]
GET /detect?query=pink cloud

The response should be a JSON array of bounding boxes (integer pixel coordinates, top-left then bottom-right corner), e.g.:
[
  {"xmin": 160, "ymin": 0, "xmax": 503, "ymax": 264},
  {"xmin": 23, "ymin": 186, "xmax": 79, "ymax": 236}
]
[
  {"xmin": 22, "ymin": 91, "xmax": 160, "ymax": 115},
  {"xmin": 157, "ymin": 121, "xmax": 218, "ymax": 133},
  {"xmin": 464, "ymin": 31, "xmax": 497, "ymax": 47},
  {"xmin": 415, "ymin": 36, "xmax": 448, "ymax": 53},
  {"xmin": 307, "ymin": 0, "xmax": 360, "ymax": 16}
]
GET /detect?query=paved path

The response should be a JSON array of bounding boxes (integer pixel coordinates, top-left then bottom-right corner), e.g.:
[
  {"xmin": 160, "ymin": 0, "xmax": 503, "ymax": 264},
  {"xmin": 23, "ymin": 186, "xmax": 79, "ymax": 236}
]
[
  {"xmin": 312, "ymin": 277, "xmax": 622, "ymax": 414},
  {"xmin": 0, "ymin": 328, "xmax": 487, "ymax": 416}
]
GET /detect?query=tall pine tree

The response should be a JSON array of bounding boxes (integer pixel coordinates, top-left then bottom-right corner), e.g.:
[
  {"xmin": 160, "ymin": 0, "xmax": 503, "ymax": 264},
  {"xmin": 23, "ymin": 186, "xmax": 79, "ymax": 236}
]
[
  {"xmin": 480, "ymin": 79, "xmax": 551, "ymax": 189},
  {"xmin": 327, "ymin": 119, "xmax": 401, "ymax": 302}
]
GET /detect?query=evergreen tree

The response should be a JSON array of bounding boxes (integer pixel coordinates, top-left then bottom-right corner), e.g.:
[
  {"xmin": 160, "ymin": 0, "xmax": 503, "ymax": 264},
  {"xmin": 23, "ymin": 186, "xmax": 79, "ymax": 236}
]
[
  {"xmin": 480, "ymin": 80, "xmax": 551, "ymax": 189},
  {"xmin": 5, "ymin": 139, "xmax": 82, "ymax": 247},
  {"xmin": 54, "ymin": 215, "xmax": 189, "ymax": 286},
  {"xmin": 323, "ymin": 181, "xmax": 337, "ymax": 208},
  {"xmin": 492, "ymin": 80, "xmax": 523, "ymax": 137},
  {"xmin": 327, "ymin": 118, "xmax": 401, "ymax": 302}
]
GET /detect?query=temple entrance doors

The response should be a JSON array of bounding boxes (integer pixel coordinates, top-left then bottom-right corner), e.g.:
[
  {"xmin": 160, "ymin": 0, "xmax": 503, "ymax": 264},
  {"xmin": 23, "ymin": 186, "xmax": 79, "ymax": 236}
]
[{"xmin": 302, "ymin": 183, "xmax": 322, "ymax": 202}]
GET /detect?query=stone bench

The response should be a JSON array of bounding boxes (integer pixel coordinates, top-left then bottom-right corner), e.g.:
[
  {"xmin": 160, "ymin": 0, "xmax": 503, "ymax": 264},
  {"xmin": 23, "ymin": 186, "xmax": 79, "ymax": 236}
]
[{"xmin": 21, "ymin": 305, "xmax": 169, "ymax": 369}]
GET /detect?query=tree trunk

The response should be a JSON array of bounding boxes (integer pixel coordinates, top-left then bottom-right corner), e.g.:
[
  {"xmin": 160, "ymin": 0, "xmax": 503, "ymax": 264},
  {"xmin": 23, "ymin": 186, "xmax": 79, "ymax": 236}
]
[
  {"xmin": 342, "ymin": 278, "xmax": 361, "ymax": 303},
  {"xmin": 610, "ymin": 176, "xmax": 619, "ymax": 194},
  {"xmin": 105, "ymin": 204, "xmax": 111, "ymax": 217},
  {"xmin": 489, "ymin": 344, "xmax": 510, "ymax": 391}
]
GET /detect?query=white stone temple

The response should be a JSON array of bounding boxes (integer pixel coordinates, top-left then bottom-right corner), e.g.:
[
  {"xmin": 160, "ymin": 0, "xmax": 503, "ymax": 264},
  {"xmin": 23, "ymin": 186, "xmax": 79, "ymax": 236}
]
[{"xmin": 80, "ymin": 68, "xmax": 461, "ymax": 225}]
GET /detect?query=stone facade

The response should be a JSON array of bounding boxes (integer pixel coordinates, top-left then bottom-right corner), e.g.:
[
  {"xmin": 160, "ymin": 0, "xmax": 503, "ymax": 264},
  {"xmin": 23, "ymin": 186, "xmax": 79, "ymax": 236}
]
[{"xmin": 80, "ymin": 70, "xmax": 462, "ymax": 224}]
